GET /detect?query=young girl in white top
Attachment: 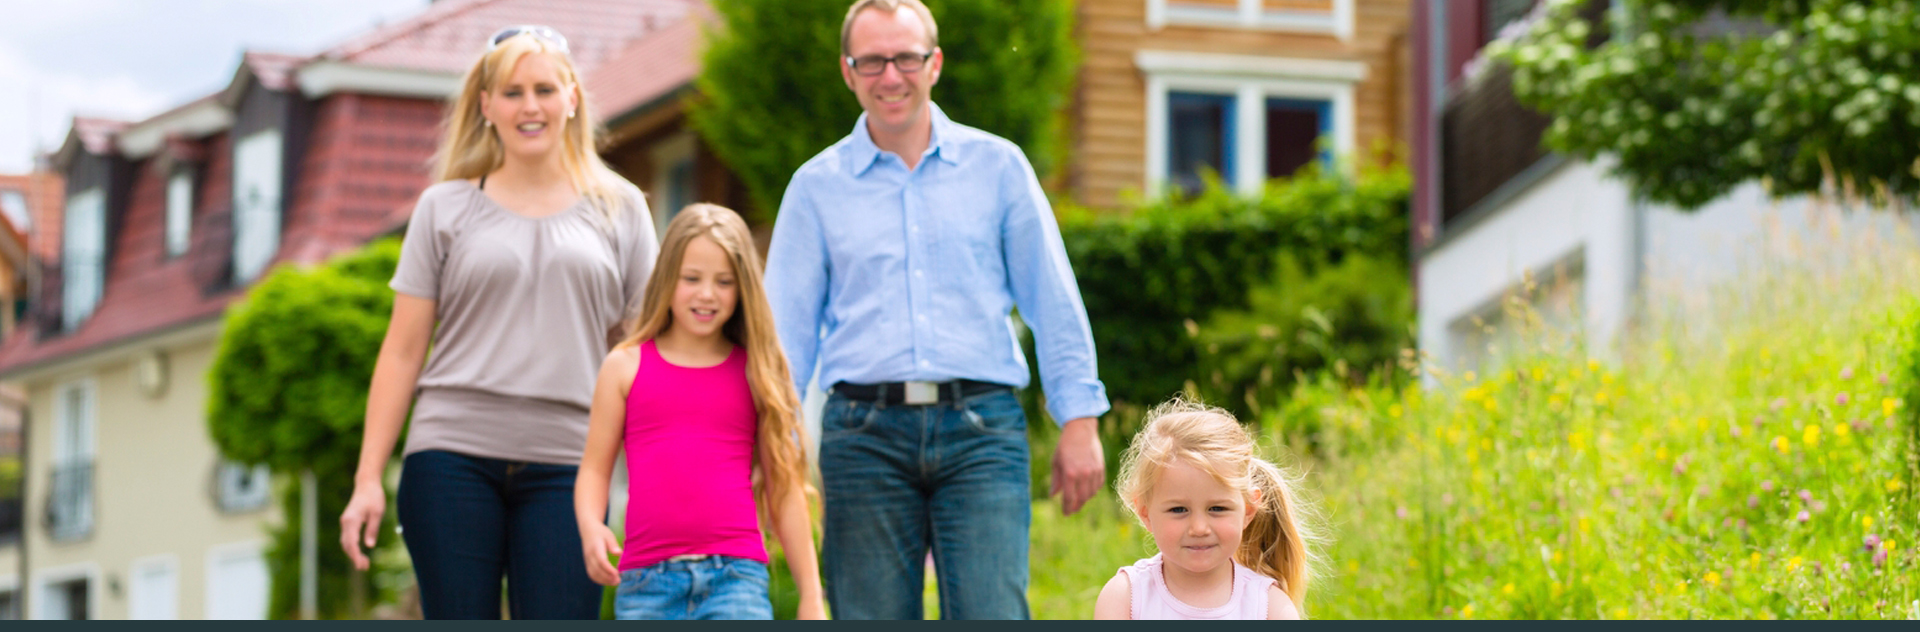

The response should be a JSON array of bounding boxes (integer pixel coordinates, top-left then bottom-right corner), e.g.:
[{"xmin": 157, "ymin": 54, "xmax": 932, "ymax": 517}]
[{"xmin": 1094, "ymin": 397, "xmax": 1319, "ymax": 620}]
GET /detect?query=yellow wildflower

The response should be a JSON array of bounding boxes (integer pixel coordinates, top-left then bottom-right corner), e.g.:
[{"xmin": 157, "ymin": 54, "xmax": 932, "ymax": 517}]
[
  {"xmin": 1503, "ymin": 583, "xmax": 1515, "ymax": 596},
  {"xmin": 1595, "ymin": 390, "xmax": 1611, "ymax": 406},
  {"xmin": 1579, "ymin": 517, "xmax": 1591, "ymax": 534},
  {"xmin": 1389, "ymin": 403, "xmax": 1403, "ymax": 419},
  {"xmin": 1612, "ymin": 608, "xmax": 1629, "ymax": 620},
  {"xmin": 1674, "ymin": 580, "xmax": 1688, "ymax": 594},
  {"xmin": 1759, "ymin": 609, "xmax": 1777, "ymax": 620},
  {"xmin": 1461, "ymin": 604, "xmax": 1475, "ymax": 619},
  {"xmin": 1885, "ymin": 540, "xmax": 1897, "ymax": 552},
  {"xmin": 1884, "ymin": 397, "xmax": 1901, "ymax": 418},
  {"xmin": 1786, "ymin": 556, "xmax": 1803, "ymax": 571},
  {"xmin": 1803, "ymin": 424, "xmax": 1821, "ymax": 449},
  {"xmin": 1705, "ymin": 571, "xmax": 1721, "ymax": 586},
  {"xmin": 1772, "ymin": 436, "xmax": 1790, "ymax": 455},
  {"xmin": 1834, "ymin": 422, "xmax": 1850, "ymax": 438},
  {"xmin": 1656, "ymin": 446, "xmax": 1669, "ymax": 461},
  {"xmin": 1864, "ymin": 516, "xmax": 1874, "ymax": 530},
  {"xmin": 1890, "ymin": 479, "xmax": 1906, "ymax": 493},
  {"xmin": 1749, "ymin": 552, "xmax": 1761, "ymax": 569},
  {"xmin": 1588, "ymin": 359, "xmax": 1600, "ymax": 372}
]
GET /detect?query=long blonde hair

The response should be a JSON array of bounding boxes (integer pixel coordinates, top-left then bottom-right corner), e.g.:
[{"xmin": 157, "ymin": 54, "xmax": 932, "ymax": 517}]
[
  {"xmin": 433, "ymin": 31, "xmax": 631, "ymax": 222},
  {"xmin": 1116, "ymin": 397, "xmax": 1321, "ymax": 612},
  {"xmin": 618, "ymin": 204, "xmax": 811, "ymax": 515}
]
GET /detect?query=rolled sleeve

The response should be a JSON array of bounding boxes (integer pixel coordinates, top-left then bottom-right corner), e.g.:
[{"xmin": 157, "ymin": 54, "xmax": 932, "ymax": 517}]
[{"xmin": 999, "ymin": 149, "xmax": 1110, "ymax": 424}]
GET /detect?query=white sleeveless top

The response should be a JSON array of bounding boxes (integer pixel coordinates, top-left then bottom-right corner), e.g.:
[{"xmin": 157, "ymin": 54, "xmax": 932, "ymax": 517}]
[{"xmin": 1116, "ymin": 554, "xmax": 1274, "ymax": 620}]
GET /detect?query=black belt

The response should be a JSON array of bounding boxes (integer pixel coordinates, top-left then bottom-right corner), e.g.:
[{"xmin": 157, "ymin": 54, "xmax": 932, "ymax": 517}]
[{"xmin": 832, "ymin": 379, "xmax": 1009, "ymax": 405}]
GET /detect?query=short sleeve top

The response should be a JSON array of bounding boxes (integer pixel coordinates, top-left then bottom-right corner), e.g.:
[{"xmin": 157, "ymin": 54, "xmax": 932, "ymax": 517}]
[{"xmin": 390, "ymin": 179, "xmax": 657, "ymax": 465}]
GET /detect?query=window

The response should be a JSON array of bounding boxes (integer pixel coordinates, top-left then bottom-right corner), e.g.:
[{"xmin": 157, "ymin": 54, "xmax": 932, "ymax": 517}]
[
  {"xmin": 49, "ymin": 379, "xmax": 95, "ymax": 541},
  {"xmin": 128, "ymin": 556, "xmax": 179, "ymax": 620},
  {"xmin": 213, "ymin": 460, "xmax": 271, "ymax": 513},
  {"xmin": 1148, "ymin": 0, "xmax": 1355, "ymax": 39},
  {"xmin": 61, "ymin": 189, "xmax": 105, "ymax": 331},
  {"xmin": 232, "ymin": 130, "xmax": 283, "ymax": 283},
  {"xmin": 205, "ymin": 541, "xmax": 268, "ymax": 620},
  {"xmin": 165, "ymin": 169, "xmax": 194, "ymax": 257},
  {"xmin": 649, "ymin": 132, "xmax": 698, "ymax": 239},
  {"xmin": 31, "ymin": 565, "xmax": 96, "ymax": 620},
  {"xmin": 1141, "ymin": 51, "xmax": 1361, "ymax": 196},
  {"xmin": 0, "ymin": 189, "xmax": 26, "ymax": 232}
]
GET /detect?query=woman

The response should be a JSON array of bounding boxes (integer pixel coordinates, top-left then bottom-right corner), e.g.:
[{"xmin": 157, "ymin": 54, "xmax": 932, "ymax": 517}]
[{"xmin": 338, "ymin": 25, "xmax": 657, "ymax": 619}]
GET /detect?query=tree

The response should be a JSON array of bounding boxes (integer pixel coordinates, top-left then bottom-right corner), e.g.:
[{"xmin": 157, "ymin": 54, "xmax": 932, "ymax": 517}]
[
  {"xmin": 206, "ymin": 238, "xmax": 404, "ymax": 619},
  {"xmin": 1486, "ymin": 0, "xmax": 1920, "ymax": 209},
  {"xmin": 689, "ymin": 0, "xmax": 1079, "ymax": 222}
]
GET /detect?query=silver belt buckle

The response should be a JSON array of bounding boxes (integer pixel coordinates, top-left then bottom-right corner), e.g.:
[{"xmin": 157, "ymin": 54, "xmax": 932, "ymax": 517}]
[{"xmin": 904, "ymin": 381, "xmax": 939, "ymax": 405}]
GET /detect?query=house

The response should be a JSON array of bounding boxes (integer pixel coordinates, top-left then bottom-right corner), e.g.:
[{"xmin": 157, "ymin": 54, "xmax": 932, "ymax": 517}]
[
  {"xmin": 1070, "ymin": 0, "xmax": 1412, "ymax": 208},
  {"xmin": 0, "ymin": 168, "xmax": 62, "ymax": 620},
  {"xmin": 0, "ymin": 0, "xmax": 721, "ymax": 619},
  {"xmin": 1408, "ymin": 0, "xmax": 1917, "ymax": 374}
]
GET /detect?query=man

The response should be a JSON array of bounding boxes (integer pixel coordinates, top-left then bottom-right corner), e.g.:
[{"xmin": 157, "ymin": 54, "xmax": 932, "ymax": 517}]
[{"xmin": 763, "ymin": 0, "xmax": 1109, "ymax": 620}]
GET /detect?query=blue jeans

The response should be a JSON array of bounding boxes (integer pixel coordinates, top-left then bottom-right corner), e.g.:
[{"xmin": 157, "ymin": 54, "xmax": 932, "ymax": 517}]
[
  {"xmin": 819, "ymin": 388, "xmax": 1031, "ymax": 620},
  {"xmin": 395, "ymin": 450, "xmax": 603, "ymax": 620},
  {"xmin": 613, "ymin": 556, "xmax": 773, "ymax": 620}
]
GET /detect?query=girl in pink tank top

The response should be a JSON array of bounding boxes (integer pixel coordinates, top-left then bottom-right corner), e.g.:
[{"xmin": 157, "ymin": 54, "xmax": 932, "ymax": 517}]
[
  {"xmin": 572, "ymin": 204, "xmax": 826, "ymax": 620},
  {"xmin": 1094, "ymin": 397, "xmax": 1321, "ymax": 620}
]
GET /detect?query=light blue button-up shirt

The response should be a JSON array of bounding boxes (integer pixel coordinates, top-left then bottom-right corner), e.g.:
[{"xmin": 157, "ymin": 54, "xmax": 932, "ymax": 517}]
[{"xmin": 765, "ymin": 103, "xmax": 1110, "ymax": 424}]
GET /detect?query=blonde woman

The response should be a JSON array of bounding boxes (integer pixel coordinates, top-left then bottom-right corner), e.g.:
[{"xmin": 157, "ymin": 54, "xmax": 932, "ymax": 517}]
[{"xmin": 338, "ymin": 25, "xmax": 657, "ymax": 619}]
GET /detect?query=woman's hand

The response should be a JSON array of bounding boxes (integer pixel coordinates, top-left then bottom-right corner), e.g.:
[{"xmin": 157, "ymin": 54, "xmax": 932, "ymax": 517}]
[
  {"xmin": 796, "ymin": 595, "xmax": 828, "ymax": 620},
  {"xmin": 338, "ymin": 480, "xmax": 387, "ymax": 571},
  {"xmin": 580, "ymin": 523, "xmax": 624, "ymax": 586}
]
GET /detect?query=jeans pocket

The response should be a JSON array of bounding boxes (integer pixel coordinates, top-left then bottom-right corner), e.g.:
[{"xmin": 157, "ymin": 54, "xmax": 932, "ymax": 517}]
[
  {"xmin": 616, "ymin": 568, "xmax": 655, "ymax": 596},
  {"xmin": 960, "ymin": 391, "xmax": 1026, "ymax": 435},
  {"xmin": 721, "ymin": 559, "xmax": 770, "ymax": 588},
  {"xmin": 822, "ymin": 399, "xmax": 880, "ymax": 437}
]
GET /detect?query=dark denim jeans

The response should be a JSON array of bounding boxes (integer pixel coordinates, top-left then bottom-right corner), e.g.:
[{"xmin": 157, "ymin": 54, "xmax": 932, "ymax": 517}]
[
  {"xmin": 819, "ymin": 388, "xmax": 1031, "ymax": 620},
  {"xmin": 613, "ymin": 556, "xmax": 773, "ymax": 620},
  {"xmin": 396, "ymin": 450, "xmax": 603, "ymax": 620}
]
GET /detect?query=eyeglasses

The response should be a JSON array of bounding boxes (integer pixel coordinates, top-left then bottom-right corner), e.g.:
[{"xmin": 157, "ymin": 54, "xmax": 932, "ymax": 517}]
[
  {"xmin": 489, "ymin": 25, "xmax": 570, "ymax": 53},
  {"xmin": 844, "ymin": 51, "xmax": 934, "ymax": 76}
]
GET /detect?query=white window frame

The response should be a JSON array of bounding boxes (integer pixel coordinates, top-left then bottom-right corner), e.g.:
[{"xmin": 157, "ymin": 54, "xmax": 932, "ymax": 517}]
[
  {"xmin": 165, "ymin": 169, "xmax": 194, "ymax": 257},
  {"xmin": 0, "ymin": 573, "xmax": 19, "ymax": 621},
  {"xmin": 231, "ymin": 129, "xmax": 283, "ymax": 284},
  {"xmin": 50, "ymin": 377, "xmax": 97, "ymax": 541},
  {"xmin": 30, "ymin": 562, "xmax": 100, "ymax": 620},
  {"xmin": 1147, "ymin": 0, "xmax": 1355, "ymax": 40},
  {"xmin": 0, "ymin": 188, "xmax": 28, "ymax": 232},
  {"xmin": 61, "ymin": 188, "xmax": 106, "ymax": 330},
  {"xmin": 128, "ymin": 554, "xmax": 181, "ymax": 620},
  {"xmin": 213, "ymin": 459, "xmax": 272, "ymax": 514},
  {"xmin": 648, "ymin": 131, "xmax": 698, "ymax": 240},
  {"xmin": 1139, "ymin": 50, "xmax": 1363, "ymax": 197},
  {"xmin": 204, "ymin": 539, "xmax": 269, "ymax": 620}
]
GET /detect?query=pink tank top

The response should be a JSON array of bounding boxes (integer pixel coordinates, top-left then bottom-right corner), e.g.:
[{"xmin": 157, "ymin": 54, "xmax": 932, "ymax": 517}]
[
  {"xmin": 619, "ymin": 340, "xmax": 767, "ymax": 571},
  {"xmin": 1116, "ymin": 554, "xmax": 1275, "ymax": 620}
]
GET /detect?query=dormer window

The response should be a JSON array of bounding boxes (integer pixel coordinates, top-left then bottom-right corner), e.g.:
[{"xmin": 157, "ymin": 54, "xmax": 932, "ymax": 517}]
[
  {"xmin": 62, "ymin": 188, "xmax": 106, "ymax": 330},
  {"xmin": 231, "ymin": 130, "xmax": 282, "ymax": 283},
  {"xmin": 166, "ymin": 168, "xmax": 194, "ymax": 257}
]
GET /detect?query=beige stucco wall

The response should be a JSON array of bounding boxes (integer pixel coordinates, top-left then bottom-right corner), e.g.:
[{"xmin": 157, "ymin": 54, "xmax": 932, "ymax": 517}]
[{"xmin": 21, "ymin": 326, "xmax": 283, "ymax": 620}]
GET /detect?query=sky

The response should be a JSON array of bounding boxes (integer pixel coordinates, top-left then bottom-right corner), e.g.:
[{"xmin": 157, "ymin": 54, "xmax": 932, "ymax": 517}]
[{"xmin": 0, "ymin": 0, "xmax": 432, "ymax": 173}]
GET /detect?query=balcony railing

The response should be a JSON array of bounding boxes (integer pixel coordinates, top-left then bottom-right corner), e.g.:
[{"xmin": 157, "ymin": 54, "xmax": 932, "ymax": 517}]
[
  {"xmin": 46, "ymin": 460, "xmax": 93, "ymax": 541},
  {"xmin": 1439, "ymin": 61, "xmax": 1551, "ymax": 227}
]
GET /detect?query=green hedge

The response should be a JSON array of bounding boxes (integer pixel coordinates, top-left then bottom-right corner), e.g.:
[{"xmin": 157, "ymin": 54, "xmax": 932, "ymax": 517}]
[{"xmin": 1058, "ymin": 166, "xmax": 1411, "ymax": 415}]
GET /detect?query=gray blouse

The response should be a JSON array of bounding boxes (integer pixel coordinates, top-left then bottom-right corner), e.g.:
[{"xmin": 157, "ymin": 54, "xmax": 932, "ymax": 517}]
[{"xmin": 390, "ymin": 179, "xmax": 658, "ymax": 465}]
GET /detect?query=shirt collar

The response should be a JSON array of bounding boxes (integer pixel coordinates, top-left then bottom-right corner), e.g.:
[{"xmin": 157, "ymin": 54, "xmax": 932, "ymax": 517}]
[{"xmin": 845, "ymin": 101, "xmax": 961, "ymax": 175}]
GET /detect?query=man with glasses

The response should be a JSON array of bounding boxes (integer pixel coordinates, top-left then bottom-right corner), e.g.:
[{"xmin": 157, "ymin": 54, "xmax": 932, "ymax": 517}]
[{"xmin": 765, "ymin": 0, "xmax": 1109, "ymax": 620}]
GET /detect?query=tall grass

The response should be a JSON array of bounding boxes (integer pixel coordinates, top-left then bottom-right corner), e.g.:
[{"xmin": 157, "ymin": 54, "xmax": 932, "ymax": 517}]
[{"xmin": 1028, "ymin": 206, "xmax": 1920, "ymax": 619}]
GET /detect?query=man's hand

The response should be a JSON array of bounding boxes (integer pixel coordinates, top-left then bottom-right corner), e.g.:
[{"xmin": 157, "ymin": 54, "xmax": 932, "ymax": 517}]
[{"xmin": 1050, "ymin": 416, "xmax": 1105, "ymax": 515}]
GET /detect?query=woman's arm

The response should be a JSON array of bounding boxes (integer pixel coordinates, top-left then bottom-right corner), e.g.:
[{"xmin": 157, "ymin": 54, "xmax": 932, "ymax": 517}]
[
  {"xmin": 767, "ymin": 472, "xmax": 826, "ymax": 619},
  {"xmin": 340, "ymin": 293, "xmax": 435, "ymax": 571},
  {"xmin": 575, "ymin": 348, "xmax": 638, "ymax": 587},
  {"xmin": 1092, "ymin": 572, "xmax": 1132, "ymax": 619}
]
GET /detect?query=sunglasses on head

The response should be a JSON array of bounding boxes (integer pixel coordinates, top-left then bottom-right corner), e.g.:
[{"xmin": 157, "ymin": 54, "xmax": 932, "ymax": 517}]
[{"xmin": 489, "ymin": 25, "xmax": 570, "ymax": 53}]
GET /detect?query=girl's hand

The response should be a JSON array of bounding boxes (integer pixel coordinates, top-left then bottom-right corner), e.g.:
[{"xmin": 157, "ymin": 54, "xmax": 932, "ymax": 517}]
[
  {"xmin": 796, "ymin": 596, "xmax": 828, "ymax": 620},
  {"xmin": 580, "ymin": 523, "xmax": 623, "ymax": 586},
  {"xmin": 338, "ymin": 480, "xmax": 386, "ymax": 571}
]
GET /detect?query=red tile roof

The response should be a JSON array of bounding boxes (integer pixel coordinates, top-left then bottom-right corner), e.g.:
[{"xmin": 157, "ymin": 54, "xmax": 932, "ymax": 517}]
[
  {"xmin": 318, "ymin": 0, "xmax": 700, "ymax": 75},
  {"xmin": 586, "ymin": 4, "xmax": 710, "ymax": 119},
  {"xmin": 0, "ymin": 0, "xmax": 713, "ymax": 377}
]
